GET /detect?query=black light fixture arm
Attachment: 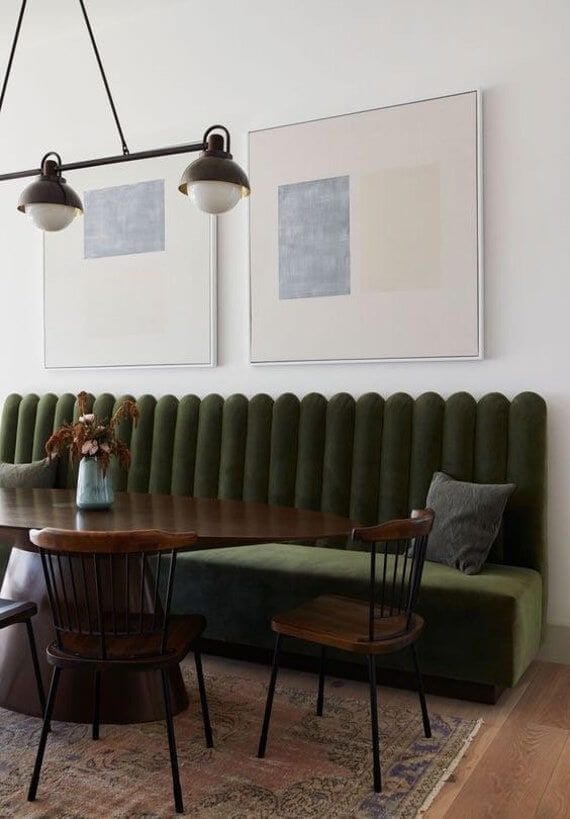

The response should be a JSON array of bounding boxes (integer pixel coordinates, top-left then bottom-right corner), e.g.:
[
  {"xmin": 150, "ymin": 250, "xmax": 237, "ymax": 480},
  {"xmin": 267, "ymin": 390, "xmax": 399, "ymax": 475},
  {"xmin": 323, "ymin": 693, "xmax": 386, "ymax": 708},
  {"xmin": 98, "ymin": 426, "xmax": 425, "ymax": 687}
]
[
  {"xmin": 77, "ymin": 0, "xmax": 129, "ymax": 156},
  {"xmin": 0, "ymin": 137, "xmax": 209, "ymax": 182}
]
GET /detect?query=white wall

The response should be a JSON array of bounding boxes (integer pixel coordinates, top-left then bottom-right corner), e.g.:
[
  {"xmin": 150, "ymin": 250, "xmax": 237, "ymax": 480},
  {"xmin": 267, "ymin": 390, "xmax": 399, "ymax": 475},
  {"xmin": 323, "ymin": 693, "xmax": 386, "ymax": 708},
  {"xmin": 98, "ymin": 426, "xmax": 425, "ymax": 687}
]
[{"xmin": 0, "ymin": 0, "xmax": 568, "ymax": 626}]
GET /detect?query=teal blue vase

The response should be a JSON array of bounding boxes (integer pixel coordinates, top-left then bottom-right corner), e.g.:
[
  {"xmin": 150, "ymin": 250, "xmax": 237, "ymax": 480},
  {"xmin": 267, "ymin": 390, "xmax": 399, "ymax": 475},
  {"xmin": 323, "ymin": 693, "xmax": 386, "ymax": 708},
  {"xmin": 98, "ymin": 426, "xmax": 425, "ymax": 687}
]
[{"xmin": 76, "ymin": 457, "xmax": 114, "ymax": 511}]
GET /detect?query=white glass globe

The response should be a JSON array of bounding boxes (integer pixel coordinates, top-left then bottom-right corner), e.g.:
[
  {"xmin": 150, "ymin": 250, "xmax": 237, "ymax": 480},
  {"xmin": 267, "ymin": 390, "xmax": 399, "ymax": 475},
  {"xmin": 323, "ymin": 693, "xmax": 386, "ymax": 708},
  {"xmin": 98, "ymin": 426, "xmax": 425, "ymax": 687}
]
[
  {"xmin": 26, "ymin": 203, "xmax": 80, "ymax": 232},
  {"xmin": 188, "ymin": 181, "xmax": 242, "ymax": 214}
]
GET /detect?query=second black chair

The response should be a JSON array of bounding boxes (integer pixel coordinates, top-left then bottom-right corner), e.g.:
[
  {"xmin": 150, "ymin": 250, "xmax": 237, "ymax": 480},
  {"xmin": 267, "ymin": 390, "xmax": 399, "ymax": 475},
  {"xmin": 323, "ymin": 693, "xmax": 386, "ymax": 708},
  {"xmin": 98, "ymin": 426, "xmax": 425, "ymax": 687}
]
[
  {"xmin": 0, "ymin": 597, "xmax": 45, "ymax": 714},
  {"xmin": 257, "ymin": 509, "xmax": 435, "ymax": 793}
]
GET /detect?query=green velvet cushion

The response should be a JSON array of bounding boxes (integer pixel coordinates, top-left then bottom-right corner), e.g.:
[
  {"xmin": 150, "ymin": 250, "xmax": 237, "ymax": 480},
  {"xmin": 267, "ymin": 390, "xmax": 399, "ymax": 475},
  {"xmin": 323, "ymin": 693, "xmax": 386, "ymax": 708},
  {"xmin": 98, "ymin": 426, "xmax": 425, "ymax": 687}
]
[
  {"xmin": 0, "ymin": 458, "xmax": 57, "ymax": 489},
  {"xmin": 424, "ymin": 471, "xmax": 516, "ymax": 574},
  {"xmin": 173, "ymin": 543, "xmax": 542, "ymax": 688}
]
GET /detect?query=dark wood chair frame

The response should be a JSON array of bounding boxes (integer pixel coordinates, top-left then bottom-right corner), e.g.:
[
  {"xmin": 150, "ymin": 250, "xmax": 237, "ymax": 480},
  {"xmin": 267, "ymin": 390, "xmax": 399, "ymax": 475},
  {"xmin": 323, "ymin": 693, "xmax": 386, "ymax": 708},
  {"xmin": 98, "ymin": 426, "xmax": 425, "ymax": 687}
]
[
  {"xmin": 257, "ymin": 508, "xmax": 435, "ymax": 793},
  {"xmin": 26, "ymin": 528, "xmax": 213, "ymax": 815},
  {"xmin": 0, "ymin": 598, "xmax": 45, "ymax": 714}
]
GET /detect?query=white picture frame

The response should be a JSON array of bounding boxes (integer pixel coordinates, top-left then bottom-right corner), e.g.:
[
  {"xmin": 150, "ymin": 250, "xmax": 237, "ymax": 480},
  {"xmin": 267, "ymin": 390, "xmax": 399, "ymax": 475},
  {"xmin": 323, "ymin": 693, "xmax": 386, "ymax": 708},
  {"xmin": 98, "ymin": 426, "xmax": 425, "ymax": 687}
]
[
  {"xmin": 43, "ymin": 153, "xmax": 217, "ymax": 369},
  {"xmin": 249, "ymin": 90, "xmax": 483, "ymax": 365}
]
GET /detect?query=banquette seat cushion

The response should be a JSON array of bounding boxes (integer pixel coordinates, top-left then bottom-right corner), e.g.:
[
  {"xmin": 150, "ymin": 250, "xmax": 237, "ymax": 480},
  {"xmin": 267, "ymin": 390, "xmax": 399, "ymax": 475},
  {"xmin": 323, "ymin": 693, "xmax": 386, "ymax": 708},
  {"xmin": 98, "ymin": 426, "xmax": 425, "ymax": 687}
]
[{"xmin": 174, "ymin": 544, "xmax": 541, "ymax": 688}]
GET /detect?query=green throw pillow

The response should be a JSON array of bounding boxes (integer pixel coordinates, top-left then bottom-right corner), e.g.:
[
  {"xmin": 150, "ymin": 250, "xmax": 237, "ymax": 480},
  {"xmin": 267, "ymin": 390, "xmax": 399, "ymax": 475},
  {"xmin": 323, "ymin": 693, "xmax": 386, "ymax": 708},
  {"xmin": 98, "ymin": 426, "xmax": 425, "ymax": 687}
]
[
  {"xmin": 0, "ymin": 458, "xmax": 58, "ymax": 489},
  {"xmin": 425, "ymin": 471, "xmax": 515, "ymax": 574}
]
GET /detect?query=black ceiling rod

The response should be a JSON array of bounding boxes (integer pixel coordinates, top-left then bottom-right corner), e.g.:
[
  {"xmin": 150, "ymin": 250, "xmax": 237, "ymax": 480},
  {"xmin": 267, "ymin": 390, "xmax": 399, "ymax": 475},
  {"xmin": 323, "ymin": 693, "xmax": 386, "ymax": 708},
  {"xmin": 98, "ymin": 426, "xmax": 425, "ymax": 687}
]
[
  {"xmin": 0, "ymin": 0, "xmax": 28, "ymax": 115},
  {"xmin": 77, "ymin": 0, "xmax": 130, "ymax": 156}
]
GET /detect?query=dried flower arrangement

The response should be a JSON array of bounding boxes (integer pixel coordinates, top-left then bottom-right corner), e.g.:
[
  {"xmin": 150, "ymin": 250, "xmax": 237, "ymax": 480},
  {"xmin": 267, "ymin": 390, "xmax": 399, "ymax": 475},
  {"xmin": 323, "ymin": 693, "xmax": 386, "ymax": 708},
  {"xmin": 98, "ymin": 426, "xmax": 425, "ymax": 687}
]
[{"xmin": 45, "ymin": 391, "xmax": 139, "ymax": 475}]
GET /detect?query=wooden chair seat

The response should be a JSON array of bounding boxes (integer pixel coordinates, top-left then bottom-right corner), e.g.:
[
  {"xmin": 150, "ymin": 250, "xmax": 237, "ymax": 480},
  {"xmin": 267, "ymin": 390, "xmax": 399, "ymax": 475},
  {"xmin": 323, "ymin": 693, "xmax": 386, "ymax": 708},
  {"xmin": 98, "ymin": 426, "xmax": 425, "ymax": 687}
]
[
  {"xmin": 272, "ymin": 594, "xmax": 425, "ymax": 654},
  {"xmin": 46, "ymin": 614, "xmax": 207, "ymax": 671},
  {"xmin": 0, "ymin": 597, "xmax": 38, "ymax": 628}
]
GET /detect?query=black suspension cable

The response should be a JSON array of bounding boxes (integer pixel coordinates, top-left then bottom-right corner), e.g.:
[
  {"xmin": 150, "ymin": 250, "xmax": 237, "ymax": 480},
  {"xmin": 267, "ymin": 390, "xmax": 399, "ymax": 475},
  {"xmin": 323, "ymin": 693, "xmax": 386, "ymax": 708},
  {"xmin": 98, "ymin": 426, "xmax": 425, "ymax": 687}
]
[
  {"xmin": 0, "ymin": 1, "xmax": 228, "ymax": 187},
  {"xmin": 77, "ymin": 0, "xmax": 130, "ymax": 155},
  {"xmin": 0, "ymin": 0, "xmax": 28, "ymax": 115}
]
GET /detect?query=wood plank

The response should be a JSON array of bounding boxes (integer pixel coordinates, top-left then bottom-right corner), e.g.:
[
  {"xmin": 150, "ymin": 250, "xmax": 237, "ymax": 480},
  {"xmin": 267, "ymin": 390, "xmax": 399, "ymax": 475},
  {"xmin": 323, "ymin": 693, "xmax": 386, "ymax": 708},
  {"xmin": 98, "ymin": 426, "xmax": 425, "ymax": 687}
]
[
  {"xmin": 425, "ymin": 663, "xmax": 539, "ymax": 817},
  {"xmin": 442, "ymin": 718, "xmax": 567, "ymax": 818},
  {"xmin": 518, "ymin": 662, "xmax": 570, "ymax": 731},
  {"xmin": 536, "ymin": 735, "xmax": 570, "ymax": 819},
  {"xmin": 433, "ymin": 663, "xmax": 569, "ymax": 817}
]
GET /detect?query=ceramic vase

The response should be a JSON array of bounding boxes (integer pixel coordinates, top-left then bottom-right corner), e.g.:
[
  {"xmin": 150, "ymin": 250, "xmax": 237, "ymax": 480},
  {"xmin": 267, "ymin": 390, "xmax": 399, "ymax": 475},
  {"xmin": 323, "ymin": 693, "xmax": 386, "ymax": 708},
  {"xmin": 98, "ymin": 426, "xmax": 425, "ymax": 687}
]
[{"xmin": 76, "ymin": 456, "xmax": 114, "ymax": 511}]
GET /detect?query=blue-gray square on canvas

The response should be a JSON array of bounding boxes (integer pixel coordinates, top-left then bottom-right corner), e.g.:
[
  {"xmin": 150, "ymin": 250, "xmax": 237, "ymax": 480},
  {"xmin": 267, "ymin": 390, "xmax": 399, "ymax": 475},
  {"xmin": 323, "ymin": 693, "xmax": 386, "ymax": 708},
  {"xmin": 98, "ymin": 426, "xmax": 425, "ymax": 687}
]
[
  {"xmin": 278, "ymin": 175, "xmax": 350, "ymax": 300},
  {"xmin": 84, "ymin": 179, "xmax": 165, "ymax": 259}
]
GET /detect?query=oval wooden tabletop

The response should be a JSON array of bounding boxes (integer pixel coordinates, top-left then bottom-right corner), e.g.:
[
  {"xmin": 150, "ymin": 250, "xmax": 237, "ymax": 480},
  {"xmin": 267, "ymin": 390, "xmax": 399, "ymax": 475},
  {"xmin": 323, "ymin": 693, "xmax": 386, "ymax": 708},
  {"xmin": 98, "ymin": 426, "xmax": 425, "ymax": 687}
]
[{"xmin": 0, "ymin": 489, "xmax": 356, "ymax": 551}]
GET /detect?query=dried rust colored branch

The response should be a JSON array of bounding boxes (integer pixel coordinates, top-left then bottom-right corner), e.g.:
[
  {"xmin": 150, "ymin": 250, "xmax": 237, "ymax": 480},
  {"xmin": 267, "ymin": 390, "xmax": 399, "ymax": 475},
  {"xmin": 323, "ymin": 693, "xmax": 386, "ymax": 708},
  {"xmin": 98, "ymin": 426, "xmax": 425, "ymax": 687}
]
[{"xmin": 45, "ymin": 393, "xmax": 139, "ymax": 475}]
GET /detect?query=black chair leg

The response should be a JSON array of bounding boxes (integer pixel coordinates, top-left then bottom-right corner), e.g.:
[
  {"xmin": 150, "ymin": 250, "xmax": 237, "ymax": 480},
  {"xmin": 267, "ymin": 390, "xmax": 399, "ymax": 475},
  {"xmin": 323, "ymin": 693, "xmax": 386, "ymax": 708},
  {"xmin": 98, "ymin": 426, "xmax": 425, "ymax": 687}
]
[
  {"xmin": 194, "ymin": 650, "xmax": 214, "ymax": 748},
  {"xmin": 367, "ymin": 655, "xmax": 382, "ymax": 793},
  {"xmin": 28, "ymin": 667, "xmax": 61, "ymax": 802},
  {"xmin": 316, "ymin": 645, "xmax": 326, "ymax": 716},
  {"xmin": 25, "ymin": 619, "xmax": 46, "ymax": 714},
  {"xmin": 411, "ymin": 644, "xmax": 431, "ymax": 738},
  {"xmin": 257, "ymin": 633, "xmax": 282, "ymax": 758},
  {"xmin": 92, "ymin": 671, "xmax": 101, "ymax": 740},
  {"xmin": 161, "ymin": 669, "xmax": 184, "ymax": 814}
]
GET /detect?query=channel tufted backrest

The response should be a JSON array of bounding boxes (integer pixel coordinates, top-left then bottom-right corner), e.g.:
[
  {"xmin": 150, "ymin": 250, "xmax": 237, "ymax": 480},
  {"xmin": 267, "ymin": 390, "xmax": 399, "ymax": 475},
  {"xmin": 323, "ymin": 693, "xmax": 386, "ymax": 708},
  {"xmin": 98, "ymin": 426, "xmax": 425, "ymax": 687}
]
[{"xmin": 0, "ymin": 391, "xmax": 546, "ymax": 574}]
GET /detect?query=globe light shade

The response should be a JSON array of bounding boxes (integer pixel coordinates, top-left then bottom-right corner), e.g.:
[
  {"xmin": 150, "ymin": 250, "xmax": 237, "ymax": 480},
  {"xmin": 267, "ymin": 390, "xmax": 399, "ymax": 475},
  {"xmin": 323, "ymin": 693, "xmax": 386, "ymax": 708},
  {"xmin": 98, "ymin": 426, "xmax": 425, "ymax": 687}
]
[
  {"xmin": 179, "ymin": 133, "xmax": 250, "ymax": 215},
  {"xmin": 17, "ymin": 154, "xmax": 83, "ymax": 232},
  {"xmin": 188, "ymin": 180, "xmax": 243, "ymax": 214},
  {"xmin": 25, "ymin": 202, "xmax": 80, "ymax": 232}
]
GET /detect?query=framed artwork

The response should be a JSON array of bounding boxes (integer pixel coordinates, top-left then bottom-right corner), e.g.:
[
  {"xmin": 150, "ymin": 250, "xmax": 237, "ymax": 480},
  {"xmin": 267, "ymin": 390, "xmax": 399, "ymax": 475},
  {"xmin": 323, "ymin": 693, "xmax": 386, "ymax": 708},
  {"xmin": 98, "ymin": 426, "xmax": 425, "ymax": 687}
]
[
  {"xmin": 249, "ymin": 90, "xmax": 482, "ymax": 364},
  {"xmin": 44, "ymin": 153, "xmax": 217, "ymax": 369}
]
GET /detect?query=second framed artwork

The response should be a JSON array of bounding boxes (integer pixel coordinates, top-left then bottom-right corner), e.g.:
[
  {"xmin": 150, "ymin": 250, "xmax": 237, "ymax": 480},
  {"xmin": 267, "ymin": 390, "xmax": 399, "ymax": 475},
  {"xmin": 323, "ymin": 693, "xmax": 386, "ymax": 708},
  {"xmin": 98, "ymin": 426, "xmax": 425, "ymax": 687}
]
[
  {"xmin": 44, "ymin": 153, "xmax": 217, "ymax": 369},
  {"xmin": 249, "ymin": 90, "xmax": 483, "ymax": 364}
]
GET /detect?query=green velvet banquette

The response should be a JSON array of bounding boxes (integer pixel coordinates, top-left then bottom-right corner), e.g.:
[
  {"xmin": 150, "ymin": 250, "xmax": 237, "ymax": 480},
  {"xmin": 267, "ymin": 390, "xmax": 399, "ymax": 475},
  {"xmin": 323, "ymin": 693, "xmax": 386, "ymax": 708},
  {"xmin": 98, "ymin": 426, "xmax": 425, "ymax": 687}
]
[{"xmin": 0, "ymin": 390, "xmax": 546, "ymax": 700}]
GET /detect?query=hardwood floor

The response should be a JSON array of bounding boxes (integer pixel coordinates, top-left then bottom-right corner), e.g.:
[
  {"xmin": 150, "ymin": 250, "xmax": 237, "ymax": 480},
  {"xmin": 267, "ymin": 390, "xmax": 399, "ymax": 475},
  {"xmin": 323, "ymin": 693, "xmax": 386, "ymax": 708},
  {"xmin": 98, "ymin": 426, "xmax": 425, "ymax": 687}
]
[
  {"xmin": 427, "ymin": 662, "xmax": 570, "ymax": 818},
  {"xmin": 208, "ymin": 656, "xmax": 570, "ymax": 817},
  {"xmin": 535, "ymin": 738, "xmax": 570, "ymax": 818}
]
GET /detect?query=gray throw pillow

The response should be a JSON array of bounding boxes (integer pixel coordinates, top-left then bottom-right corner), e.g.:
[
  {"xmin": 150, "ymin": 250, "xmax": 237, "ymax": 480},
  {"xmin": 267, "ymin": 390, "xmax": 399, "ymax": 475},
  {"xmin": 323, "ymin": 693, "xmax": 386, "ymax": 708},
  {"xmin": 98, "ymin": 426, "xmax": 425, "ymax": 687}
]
[
  {"xmin": 425, "ymin": 471, "xmax": 515, "ymax": 574},
  {"xmin": 0, "ymin": 458, "xmax": 58, "ymax": 489}
]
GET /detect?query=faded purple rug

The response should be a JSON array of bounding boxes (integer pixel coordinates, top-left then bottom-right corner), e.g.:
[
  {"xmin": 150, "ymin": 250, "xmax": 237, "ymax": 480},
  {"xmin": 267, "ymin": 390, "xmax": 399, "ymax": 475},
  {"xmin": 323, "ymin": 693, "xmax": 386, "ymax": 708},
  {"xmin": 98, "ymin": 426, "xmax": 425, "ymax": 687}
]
[{"xmin": 0, "ymin": 659, "xmax": 480, "ymax": 817}]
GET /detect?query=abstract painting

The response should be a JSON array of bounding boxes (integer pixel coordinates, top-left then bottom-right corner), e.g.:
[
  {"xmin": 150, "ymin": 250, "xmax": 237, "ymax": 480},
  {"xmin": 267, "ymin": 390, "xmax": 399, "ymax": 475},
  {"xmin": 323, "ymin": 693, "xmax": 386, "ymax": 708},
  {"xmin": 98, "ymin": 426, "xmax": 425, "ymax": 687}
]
[
  {"xmin": 249, "ymin": 90, "xmax": 482, "ymax": 363},
  {"xmin": 44, "ymin": 154, "xmax": 216, "ymax": 369}
]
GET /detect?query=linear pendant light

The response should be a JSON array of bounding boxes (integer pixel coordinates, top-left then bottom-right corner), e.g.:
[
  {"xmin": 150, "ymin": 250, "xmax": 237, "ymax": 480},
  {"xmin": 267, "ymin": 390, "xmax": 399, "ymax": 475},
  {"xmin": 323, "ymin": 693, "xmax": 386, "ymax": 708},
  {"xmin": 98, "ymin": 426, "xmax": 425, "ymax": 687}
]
[{"xmin": 0, "ymin": 0, "xmax": 250, "ymax": 231}]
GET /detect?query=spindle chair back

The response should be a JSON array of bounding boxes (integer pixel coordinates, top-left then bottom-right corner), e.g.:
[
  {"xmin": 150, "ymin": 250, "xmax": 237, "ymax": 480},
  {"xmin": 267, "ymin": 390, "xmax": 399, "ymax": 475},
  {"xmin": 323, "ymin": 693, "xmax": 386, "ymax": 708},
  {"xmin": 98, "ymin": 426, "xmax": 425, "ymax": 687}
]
[{"xmin": 27, "ymin": 527, "xmax": 210, "ymax": 815}]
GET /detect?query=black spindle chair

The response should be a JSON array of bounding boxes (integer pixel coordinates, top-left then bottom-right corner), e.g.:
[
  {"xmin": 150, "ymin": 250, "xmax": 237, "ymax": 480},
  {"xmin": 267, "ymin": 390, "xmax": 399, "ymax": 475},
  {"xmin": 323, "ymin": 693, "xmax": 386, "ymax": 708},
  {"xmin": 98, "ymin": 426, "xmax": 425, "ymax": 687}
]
[
  {"xmin": 257, "ymin": 508, "xmax": 435, "ymax": 793},
  {"xmin": 27, "ymin": 528, "xmax": 213, "ymax": 815},
  {"xmin": 0, "ymin": 598, "xmax": 45, "ymax": 713}
]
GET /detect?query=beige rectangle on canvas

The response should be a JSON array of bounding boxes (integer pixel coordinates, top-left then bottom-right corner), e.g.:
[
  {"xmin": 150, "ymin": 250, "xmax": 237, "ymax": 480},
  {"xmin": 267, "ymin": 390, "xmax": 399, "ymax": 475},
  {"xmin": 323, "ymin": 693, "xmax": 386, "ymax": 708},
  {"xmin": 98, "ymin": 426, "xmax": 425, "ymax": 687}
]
[{"xmin": 354, "ymin": 163, "xmax": 441, "ymax": 293}]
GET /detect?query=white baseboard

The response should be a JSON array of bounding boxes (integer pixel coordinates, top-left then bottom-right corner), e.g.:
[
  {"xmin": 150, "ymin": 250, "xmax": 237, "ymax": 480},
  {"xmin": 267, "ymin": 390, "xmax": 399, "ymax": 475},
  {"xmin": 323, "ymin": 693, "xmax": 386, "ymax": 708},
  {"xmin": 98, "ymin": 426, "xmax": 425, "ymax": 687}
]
[{"xmin": 539, "ymin": 624, "xmax": 570, "ymax": 664}]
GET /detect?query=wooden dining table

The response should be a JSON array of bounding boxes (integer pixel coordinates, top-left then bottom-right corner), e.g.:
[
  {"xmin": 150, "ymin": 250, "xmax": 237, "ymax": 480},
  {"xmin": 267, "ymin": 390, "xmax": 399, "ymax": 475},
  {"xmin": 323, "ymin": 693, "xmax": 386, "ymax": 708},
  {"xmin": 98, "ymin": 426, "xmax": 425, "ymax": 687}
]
[{"xmin": 0, "ymin": 488, "xmax": 355, "ymax": 724}]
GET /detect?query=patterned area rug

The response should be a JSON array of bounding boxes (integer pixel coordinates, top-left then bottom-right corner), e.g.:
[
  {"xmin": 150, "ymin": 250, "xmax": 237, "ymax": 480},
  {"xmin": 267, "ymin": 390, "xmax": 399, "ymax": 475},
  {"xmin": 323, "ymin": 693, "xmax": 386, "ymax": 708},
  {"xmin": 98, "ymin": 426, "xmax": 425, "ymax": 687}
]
[{"xmin": 0, "ymin": 659, "xmax": 480, "ymax": 818}]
